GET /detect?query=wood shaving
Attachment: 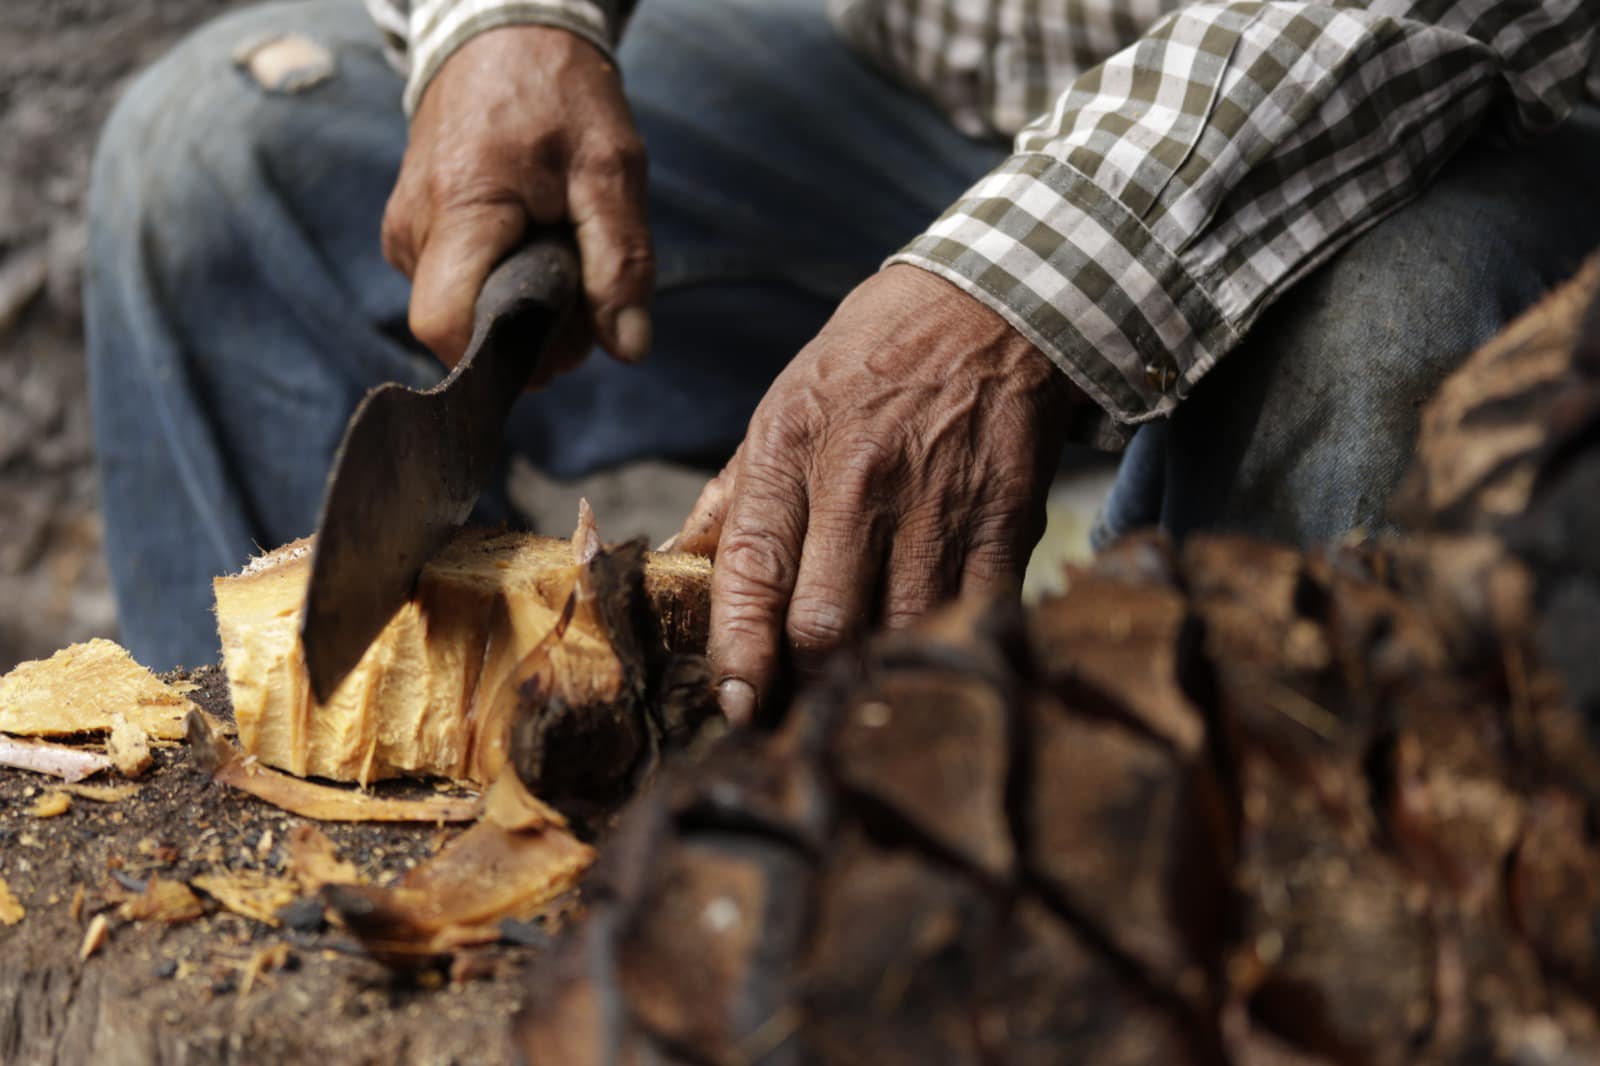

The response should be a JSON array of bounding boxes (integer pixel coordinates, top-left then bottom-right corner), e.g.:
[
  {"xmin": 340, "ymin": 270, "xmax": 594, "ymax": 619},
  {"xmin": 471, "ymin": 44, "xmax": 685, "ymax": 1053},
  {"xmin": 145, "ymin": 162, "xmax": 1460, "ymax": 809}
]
[
  {"xmin": 79, "ymin": 913, "xmax": 109, "ymax": 960},
  {"xmin": 0, "ymin": 734, "xmax": 111, "ymax": 782},
  {"xmin": 107, "ymin": 712, "xmax": 153, "ymax": 777},
  {"xmin": 187, "ymin": 711, "xmax": 479, "ymax": 823},
  {"xmin": 324, "ymin": 771, "xmax": 593, "ymax": 966},
  {"xmin": 29, "ymin": 791, "xmax": 70, "ymax": 817},
  {"xmin": 285, "ymin": 825, "xmax": 361, "ymax": 894},
  {"xmin": 238, "ymin": 943, "xmax": 292, "ymax": 1000},
  {"xmin": 482, "ymin": 767, "xmax": 567, "ymax": 832},
  {"xmin": 117, "ymin": 876, "xmax": 204, "ymax": 924},
  {"xmin": 54, "ymin": 781, "xmax": 140, "ymax": 803},
  {"xmin": 572, "ymin": 497, "xmax": 601, "ymax": 564},
  {"xmin": 192, "ymin": 870, "xmax": 298, "ymax": 926},
  {"xmin": 0, "ymin": 876, "xmax": 22, "ymax": 925}
]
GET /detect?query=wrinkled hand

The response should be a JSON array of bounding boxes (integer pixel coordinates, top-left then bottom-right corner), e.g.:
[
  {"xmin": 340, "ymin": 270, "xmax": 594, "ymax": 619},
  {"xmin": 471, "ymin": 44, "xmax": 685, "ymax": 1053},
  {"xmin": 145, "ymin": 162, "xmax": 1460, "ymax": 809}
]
[
  {"xmin": 382, "ymin": 26, "xmax": 652, "ymax": 377},
  {"xmin": 674, "ymin": 264, "xmax": 1082, "ymax": 724}
]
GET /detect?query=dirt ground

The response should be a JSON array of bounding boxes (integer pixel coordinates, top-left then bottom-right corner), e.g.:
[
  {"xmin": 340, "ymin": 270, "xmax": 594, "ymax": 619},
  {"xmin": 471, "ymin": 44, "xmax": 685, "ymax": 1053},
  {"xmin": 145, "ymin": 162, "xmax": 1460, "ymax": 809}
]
[{"xmin": 0, "ymin": 667, "xmax": 554, "ymax": 1064}]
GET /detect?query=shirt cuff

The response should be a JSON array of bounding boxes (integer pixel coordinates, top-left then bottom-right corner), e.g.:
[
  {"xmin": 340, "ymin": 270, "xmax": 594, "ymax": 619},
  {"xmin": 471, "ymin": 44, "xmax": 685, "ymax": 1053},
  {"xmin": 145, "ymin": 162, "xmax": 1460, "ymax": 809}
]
[
  {"xmin": 889, "ymin": 151, "xmax": 1238, "ymax": 449},
  {"xmin": 404, "ymin": 0, "xmax": 617, "ymax": 116}
]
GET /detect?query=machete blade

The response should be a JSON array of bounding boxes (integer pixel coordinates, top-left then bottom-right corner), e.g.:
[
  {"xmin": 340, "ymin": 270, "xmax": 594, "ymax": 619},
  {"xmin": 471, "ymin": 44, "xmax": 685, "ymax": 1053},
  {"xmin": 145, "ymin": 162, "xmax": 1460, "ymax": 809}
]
[{"xmin": 299, "ymin": 236, "xmax": 578, "ymax": 703}]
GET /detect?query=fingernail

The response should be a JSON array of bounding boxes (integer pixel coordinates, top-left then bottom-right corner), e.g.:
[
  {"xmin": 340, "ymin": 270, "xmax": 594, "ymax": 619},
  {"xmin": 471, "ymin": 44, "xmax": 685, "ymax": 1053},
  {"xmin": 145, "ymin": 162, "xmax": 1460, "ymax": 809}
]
[
  {"xmin": 655, "ymin": 533, "xmax": 680, "ymax": 552},
  {"xmin": 614, "ymin": 306, "xmax": 652, "ymax": 363},
  {"xmin": 717, "ymin": 678, "xmax": 756, "ymax": 726}
]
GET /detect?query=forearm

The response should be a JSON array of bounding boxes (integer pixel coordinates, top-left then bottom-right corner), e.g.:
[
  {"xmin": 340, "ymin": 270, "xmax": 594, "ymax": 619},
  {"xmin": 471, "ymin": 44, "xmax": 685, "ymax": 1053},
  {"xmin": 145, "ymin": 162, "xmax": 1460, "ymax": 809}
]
[{"xmin": 892, "ymin": 0, "xmax": 1597, "ymax": 445}]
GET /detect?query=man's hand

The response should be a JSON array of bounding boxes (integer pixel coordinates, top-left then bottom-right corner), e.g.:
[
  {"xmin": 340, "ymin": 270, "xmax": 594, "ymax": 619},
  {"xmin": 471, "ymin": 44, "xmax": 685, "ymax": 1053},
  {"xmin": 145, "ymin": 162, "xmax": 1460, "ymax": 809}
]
[
  {"xmin": 674, "ymin": 264, "xmax": 1081, "ymax": 724},
  {"xmin": 382, "ymin": 26, "xmax": 652, "ymax": 376}
]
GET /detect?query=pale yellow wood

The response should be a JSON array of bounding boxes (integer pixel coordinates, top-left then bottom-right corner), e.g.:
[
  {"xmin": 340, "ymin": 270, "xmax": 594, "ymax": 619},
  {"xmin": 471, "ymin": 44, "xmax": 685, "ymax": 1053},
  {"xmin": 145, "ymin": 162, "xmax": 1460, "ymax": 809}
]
[
  {"xmin": 0, "ymin": 638, "xmax": 198, "ymax": 741},
  {"xmin": 214, "ymin": 528, "xmax": 711, "ymax": 787}
]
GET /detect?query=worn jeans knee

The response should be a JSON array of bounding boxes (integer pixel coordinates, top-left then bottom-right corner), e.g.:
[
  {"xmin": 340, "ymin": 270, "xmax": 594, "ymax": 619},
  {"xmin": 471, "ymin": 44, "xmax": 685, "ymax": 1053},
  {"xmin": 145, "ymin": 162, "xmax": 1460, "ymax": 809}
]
[
  {"xmin": 1098, "ymin": 104, "xmax": 1600, "ymax": 548},
  {"xmin": 85, "ymin": 0, "xmax": 414, "ymax": 670}
]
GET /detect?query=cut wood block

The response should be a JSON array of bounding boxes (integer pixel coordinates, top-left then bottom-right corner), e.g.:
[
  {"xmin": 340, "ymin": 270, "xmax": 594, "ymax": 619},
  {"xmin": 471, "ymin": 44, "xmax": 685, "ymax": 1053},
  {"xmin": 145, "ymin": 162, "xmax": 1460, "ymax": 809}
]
[
  {"xmin": 0, "ymin": 638, "xmax": 198, "ymax": 741},
  {"xmin": 214, "ymin": 528, "xmax": 711, "ymax": 787}
]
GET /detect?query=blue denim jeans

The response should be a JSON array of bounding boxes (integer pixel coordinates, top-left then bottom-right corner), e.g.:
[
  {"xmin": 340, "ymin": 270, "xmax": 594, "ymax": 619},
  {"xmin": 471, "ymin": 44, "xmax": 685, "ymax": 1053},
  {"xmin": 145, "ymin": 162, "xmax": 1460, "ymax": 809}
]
[
  {"xmin": 1093, "ymin": 104, "xmax": 1600, "ymax": 549},
  {"xmin": 88, "ymin": 0, "xmax": 1600, "ymax": 670}
]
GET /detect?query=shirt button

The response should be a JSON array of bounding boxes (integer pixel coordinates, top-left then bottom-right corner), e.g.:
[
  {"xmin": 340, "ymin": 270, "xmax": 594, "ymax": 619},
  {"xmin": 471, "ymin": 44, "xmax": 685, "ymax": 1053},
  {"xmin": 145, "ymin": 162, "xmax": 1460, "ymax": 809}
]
[{"xmin": 1144, "ymin": 362, "xmax": 1177, "ymax": 394}]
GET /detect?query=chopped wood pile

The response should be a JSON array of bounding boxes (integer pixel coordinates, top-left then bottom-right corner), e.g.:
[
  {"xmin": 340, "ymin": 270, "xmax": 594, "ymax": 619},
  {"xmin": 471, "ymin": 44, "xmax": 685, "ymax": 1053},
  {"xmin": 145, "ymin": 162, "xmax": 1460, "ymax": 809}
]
[{"xmin": 3, "ymin": 256, "xmax": 1600, "ymax": 1064}]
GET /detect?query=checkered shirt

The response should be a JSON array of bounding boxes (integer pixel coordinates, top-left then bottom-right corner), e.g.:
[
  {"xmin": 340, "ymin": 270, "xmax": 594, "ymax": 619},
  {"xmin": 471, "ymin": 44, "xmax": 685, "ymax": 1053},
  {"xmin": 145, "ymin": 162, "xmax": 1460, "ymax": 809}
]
[{"xmin": 365, "ymin": 0, "xmax": 1600, "ymax": 443}]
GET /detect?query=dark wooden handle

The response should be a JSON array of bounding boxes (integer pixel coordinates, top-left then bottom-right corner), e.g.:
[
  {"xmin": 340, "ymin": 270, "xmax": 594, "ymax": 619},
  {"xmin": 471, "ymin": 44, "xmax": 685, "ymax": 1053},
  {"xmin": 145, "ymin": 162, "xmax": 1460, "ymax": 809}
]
[
  {"xmin": 455, "ymin": 229, "xmax": 582, "ymax": 410},
  {"xmin": 472, "ymin": 229, "xmax": 582, "ymax": 338}
]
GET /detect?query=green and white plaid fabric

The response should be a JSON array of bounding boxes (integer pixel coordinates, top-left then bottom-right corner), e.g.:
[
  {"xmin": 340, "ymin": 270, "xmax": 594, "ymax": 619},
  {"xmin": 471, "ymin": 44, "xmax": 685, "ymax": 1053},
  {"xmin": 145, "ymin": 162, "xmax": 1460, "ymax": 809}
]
[
  {"xmin": 876, "ymin": 0, "xmax": 1598, "ymax": 440},
  {"xmin": 366, "ymin": 0, "xmax": 1599, "ymax": 442},
  {"xmin": 368, "ymin": 0, "xmax": 636, "ymax": 114}
]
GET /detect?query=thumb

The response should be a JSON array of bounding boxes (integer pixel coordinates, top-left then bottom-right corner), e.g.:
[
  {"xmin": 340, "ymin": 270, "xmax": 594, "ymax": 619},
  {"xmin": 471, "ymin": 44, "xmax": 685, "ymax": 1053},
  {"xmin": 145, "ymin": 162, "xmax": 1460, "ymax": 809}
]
[
  {"xmin": 666, "ymin": 450, "xmax": 740, "ymax": 557},
  {"xmin": 568, "ymin": 142, "xmax": 654, "ymax": 364}
]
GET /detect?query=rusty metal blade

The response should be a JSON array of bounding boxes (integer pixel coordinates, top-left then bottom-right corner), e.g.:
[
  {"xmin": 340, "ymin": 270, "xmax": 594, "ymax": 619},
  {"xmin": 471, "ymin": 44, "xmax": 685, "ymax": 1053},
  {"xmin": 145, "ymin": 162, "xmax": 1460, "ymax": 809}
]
[{"xmin": 300, "ymin": 236, "xmax": 578, "ymax": 702}]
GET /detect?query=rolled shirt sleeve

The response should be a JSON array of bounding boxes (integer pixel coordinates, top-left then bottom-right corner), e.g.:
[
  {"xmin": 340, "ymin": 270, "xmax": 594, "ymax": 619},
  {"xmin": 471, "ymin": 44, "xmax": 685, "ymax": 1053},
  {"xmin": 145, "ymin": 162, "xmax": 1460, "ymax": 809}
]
[
  {"xmin": 887, "ymin": 1, "xmax": 1599, "ymax": 445},
  {"xmin": 362, "ymin": 0, "xmax": 635, "ymax": 115}
]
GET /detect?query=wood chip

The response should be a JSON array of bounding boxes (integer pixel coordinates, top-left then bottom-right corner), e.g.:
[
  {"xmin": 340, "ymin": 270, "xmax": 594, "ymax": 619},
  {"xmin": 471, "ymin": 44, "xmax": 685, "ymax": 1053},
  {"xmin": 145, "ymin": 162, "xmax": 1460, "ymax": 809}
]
[
  {"xmin": 0, "ymin": 638, "xmax": 197, "ymax": 740},
  {"xmin": 54, "ymin": 781, "xmax": 140, "ymax": 803},
  {"xmin": 107, "ymin": 713, "xmax": 153, "ymax": 778},
  {"xmin": 239, "ymin": 943, "xmax": 292, "ymax": 1000},
  {"xmin": 0, "ymin": 876, "xmax": 23, "ymax": 925},
  {"xmin": 29, "ymin": 791, "xmax": 70, "ymax": 818},
  {"xmin": 187, "ymin": 711, "xmax": 479, "ymax": 823},
  {"xmin": 285, "ymin": 825, "xmax": 361, "ymax": 894},
  {"xmin": 324, "ymin": 771, "xmax": 593, "ymax": 966},
  {"xmin": 482, "ymin": 767, "xmax": 568, "ymax": 832},
  {"xmin": 117, "ymin": 876, "xmax": 204, "ymax": 924},
  {"xmin": 192, "ymin": 870, "xmax": 298, "ymax": 926},
  {"xmin": 79, "ymin": 913, "xmax": 109, "ymax": 960},
  {"xmin": 0, "ymin": 734, "xmax": 111, "ymax": 782}
]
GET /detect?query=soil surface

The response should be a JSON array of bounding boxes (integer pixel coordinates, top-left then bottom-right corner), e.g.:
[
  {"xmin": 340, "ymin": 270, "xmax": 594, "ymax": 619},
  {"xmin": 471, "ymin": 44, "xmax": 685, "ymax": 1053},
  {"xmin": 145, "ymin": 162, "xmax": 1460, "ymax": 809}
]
[{"xmin": 0, "ymin": 667, "xmax": 552, "ymax": 1065}]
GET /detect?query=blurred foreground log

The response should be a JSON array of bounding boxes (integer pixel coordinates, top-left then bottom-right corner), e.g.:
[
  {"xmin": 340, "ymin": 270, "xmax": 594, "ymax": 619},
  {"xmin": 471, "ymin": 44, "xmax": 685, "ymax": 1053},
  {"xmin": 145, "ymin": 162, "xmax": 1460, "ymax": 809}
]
[{"xmin": 514, "ymin": 258, "xmax": 1600, "ymax": 1064}]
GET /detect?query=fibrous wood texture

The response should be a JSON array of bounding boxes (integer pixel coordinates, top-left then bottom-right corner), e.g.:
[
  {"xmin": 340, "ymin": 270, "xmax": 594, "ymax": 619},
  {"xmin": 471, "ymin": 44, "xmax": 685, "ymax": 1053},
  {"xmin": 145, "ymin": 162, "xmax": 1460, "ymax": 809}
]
[
  {"xmin": 0, "ymin": 637, "xmax": 197, "ymax": 741},
  {"xmin": 509, "ymin": 258, "xmax": 1600, "ymax": 1065},
  {"xmin": 214, "ymin": 527, "xmax": 711, "ymax": 787}
]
